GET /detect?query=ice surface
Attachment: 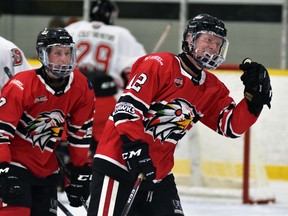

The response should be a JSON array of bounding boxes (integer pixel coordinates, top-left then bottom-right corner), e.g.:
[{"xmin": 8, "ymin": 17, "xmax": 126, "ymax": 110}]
[{"xmin": 58, "ymin": 181, "xmax": 288, "ymax": 216}]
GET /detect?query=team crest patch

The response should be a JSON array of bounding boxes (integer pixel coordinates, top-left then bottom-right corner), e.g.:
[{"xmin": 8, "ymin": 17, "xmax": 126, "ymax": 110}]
[{"xmin": 174, "ymin": 77, "xmax": 183, "ymax": 87}]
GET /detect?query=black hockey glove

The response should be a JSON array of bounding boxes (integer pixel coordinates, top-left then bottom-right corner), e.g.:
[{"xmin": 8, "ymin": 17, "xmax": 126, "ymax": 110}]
[
  {"xmin": 65, "ymin": 163, "xmax": 91, "ymax": 207},
  {"xmin": 122, "ymin": 140, "xmax": 156, "ymax": 181},
  {"xmin": 0, "ymin": 162, "xmax": 23, "ymax": 202},
  {"xmin": 239, "ymin": 59, "xmax": 272, "ymax": 116}
]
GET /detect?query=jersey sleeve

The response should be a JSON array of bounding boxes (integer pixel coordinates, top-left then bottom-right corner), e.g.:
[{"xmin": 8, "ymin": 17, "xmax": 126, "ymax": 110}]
[
  {"xmin": 67, "ymin": 77, "xmax": 95, "ymax": 167},
  {"xmin": 12, "ymin": 50, "xmax": 32, "ymax": 74},
  {"xmin": 112, "ymin": 54, "xmax": 171, "ymax": 143},
  {"xmin": 0, "ymin": 76, "xmax": 26, "ymax": 163},
  {"xmin": 200, "ymin": 76, "xmax": 258, "ymax": 138},
  {"xmin": 0, "ymin": 43, "xmax": 32, "ymax": 90}
]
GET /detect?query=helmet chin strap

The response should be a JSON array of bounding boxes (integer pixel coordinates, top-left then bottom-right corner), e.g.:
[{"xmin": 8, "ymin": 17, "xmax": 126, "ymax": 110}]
[{"xmin": 178, "ymin": 52, "xmax": 203, "ymax": 85}]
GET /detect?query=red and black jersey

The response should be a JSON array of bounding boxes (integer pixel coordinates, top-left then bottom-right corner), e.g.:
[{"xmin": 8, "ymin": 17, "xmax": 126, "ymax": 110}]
[
  {"xmin": 0, "ymin": 68, "xmax": 95, "ymax": 177},
  {"xmin": 94, "ymin": 52, "xmax": 258, "ymax": 180},
  {"xmin": 92, "ymin": 96, "xmax": 117, "ymax": 142}
]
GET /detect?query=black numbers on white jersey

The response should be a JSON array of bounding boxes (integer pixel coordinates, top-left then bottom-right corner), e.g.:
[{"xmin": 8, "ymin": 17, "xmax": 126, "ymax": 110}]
[{"xmin": 127, "ymin": 73, "xmax": 147, "ymax": 92}]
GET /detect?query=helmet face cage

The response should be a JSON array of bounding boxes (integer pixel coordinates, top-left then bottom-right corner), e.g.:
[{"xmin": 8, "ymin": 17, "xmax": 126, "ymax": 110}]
[
  {"xmin": 90, "ymin": 0, "xmax": 119, "ymax": 25},
  {"xmin": 36, "ymin": 27, "xmax": 77, "ymax": 78},
  {"xmin": 39, "ymin": 44, "xmax": 77, "ymax": 78},
  {"xmin": 191, "ymin": 31, "xmax": 229, "ymax": 70},
  {"xmin": 182, "ymin": 14, "xmax": 229, "ymax": 70}
]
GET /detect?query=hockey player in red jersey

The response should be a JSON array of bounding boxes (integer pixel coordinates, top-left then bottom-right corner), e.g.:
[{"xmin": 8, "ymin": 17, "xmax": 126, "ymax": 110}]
[
  {"xmin": 0, "ymin": 27, "xmax": 95, "ymax": 216},
  {"xmin": 64, "ymin": 0, "xmax": 124, "ymax": 157},
  {"xmin": 57, "ymin": 0, "xmax": 128, "ymax": 193},
  {"xmin": 88, "ymin": 14, "xmax": 272, "ymax": 216},
  {"xmin": 65, "ymin": 0, "xmax": 146, "ymax": 158}
]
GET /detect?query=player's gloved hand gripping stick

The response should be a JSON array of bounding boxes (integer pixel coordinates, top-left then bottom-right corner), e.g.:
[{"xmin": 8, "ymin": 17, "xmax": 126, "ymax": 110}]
[
  {"xmin": 239, "ymin": 58, "xmax": 272, "ymax": 116},
  {"xmin": 0, "ymin": 162, "xmax": 23, "ymax": 204},
  {"xmin": 122, "ymin": 140, "xmax": 156, "ymax": 181},
  {"xmin": 55, "ymin": 152, "xmax": 90, "ymax": 211},
  {"xmin": 121, "ymin": 138, "xmax": 156, "ymax": 216},
  {"xmin": 0, "ymin": 162, "xmax": 74, "ymax": 216}
]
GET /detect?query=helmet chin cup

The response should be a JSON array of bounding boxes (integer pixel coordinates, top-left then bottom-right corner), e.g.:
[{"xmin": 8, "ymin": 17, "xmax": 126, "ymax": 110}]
[
  {"xmin": 189, "ymin": 31, "xmax": 229, "ymax": 70},
  {"xmin": 46, "ymin": 63, "xmax": 73, "ymax": 78},
  {"xmin": 194, "ymin": 53, "xmax": 225, "ymax": 70},
  {"xmin": 192, "ymin": 47, "xmax": 226, "ymax": 70}
]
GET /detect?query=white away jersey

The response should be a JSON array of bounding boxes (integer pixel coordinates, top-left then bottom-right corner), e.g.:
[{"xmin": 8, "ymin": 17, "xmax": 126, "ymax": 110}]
[
  {"xmin": 65, "ymin": 20, "xmax": 146, "ymax": 88},
  {"xmin": 0, "ymin": 36, "xmax": 32, "ymax": 90}
]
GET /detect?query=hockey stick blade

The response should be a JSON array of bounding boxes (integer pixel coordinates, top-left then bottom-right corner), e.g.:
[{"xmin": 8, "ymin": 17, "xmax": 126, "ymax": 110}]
[
  {"xmin": 58, "ymin": 200, "xmax": 74, "ymax": 216},
  {"xmin": 121, "ymin": 173, "xmax": 144, "ymax": 216}
]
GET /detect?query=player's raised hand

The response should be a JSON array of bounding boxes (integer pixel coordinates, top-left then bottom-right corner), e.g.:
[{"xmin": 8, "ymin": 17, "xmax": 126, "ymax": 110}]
[{"xmin": 239, "ymin": 58, "xmax": 272, "ymax": 116}]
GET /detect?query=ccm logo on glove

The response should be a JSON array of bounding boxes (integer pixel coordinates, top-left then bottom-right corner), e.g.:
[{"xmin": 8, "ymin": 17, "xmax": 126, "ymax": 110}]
[
  {"xmin": 77, "ymin": 174, "xmax": 92, "ymax": 181},
  {"xmin": 122, "ymin": 140, "xmax": 156, "ymax": 181},
  {"xmin": 122, "ymin": 149, "xmax": 142, "ymax": 160},
  {"xmin": 0, "ymin": 167, "xmax": 9, "ymax": 174}
]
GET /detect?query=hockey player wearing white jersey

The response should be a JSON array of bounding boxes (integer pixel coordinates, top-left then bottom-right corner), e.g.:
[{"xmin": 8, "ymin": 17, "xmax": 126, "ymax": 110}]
[
  {"xmin": 0, "ymin": 36, "xmax": 32, "ymax": 90},
  {"xmin": 65, "ymin": 0, "xmax": 146, "ymax": 89}
]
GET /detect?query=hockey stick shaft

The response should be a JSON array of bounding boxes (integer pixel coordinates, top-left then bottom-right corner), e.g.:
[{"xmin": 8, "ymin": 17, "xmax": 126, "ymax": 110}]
[
  {"xmin": 4, "ymin": 67, "xmax": 13, "ymax": 79},
  {"xmin": 120, "ymin": 173, "xmax": 144, "ymax": 216},
  {"xmin": 55, "ymin": 152, "xmax": 89, "ymax": 212},
  {"xmin": 151, "ymin": 23, "xmax": 172, "ymax": 53},
  {"xmin": 58, "ymin": 200, "xmax": 74, "ymax": 216}
]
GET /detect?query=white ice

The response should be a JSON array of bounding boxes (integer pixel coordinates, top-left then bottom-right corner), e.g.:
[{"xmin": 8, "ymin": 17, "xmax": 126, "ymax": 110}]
[{"xmin": 58, "ymin": 180, "xmax": 288, "ymax": 216}]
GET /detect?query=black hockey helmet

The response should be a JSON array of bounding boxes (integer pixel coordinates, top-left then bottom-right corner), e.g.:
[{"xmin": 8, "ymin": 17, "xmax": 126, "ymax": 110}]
[
  {"xmin": 36, "ymin": 27, "xmax": 76, "ymax": 77},
  {"xmin": 182, "ymin": 14, "xmax": 229, "ymax": 70},
  {"xmin": 90, "ymin": 0, "xmax": 119, "ymax": 25}
]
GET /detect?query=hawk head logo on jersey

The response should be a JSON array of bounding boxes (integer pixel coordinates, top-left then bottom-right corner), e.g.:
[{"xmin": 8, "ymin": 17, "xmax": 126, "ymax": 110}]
[
  {"xmin": 25, "ymin": 110, "xmax": 65, "ymax": 151},
  {"xmin": 144, "ymin": 98, "xmax": 203, "ymax": 143}
]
